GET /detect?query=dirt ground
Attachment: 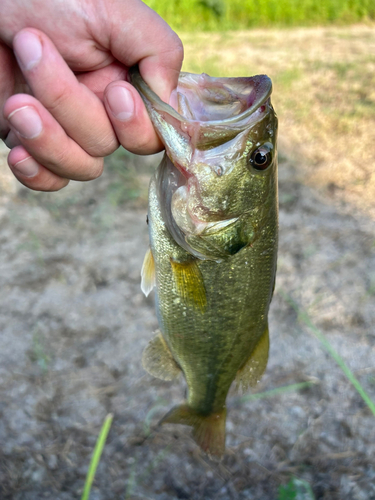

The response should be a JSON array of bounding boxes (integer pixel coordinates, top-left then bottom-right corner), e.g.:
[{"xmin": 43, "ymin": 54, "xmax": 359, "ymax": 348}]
[{"xmin": 1, "ymin": 26, "xmax": 375, "ymax": 500}]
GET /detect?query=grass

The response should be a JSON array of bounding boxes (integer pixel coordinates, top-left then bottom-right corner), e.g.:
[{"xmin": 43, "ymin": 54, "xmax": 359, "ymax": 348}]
[
  {"xmin": 277, "ymin": 477, "xmax": 316, "ymax": 500},
  {"xmin": 79, "ymin": 409, "xmax": 171, "ymax": 500},
  {"xmin": 31, "ymin": 328, "xmax": 51, "ymax": 374},
  {"xmin": 81, "ymin": 413, "xmax": 113, "ymax": 500},
  {"xmin": 105, "ymin": 148, "xmax": 146, "ymax": 207},
  {"xmin": 180, "ymin": 26, "xmax": 375, "ymax": 218},
  {"xmin": 143, "ymin": 397, "xmax": 168, "ymax": 437},
  {"xmin": 237, "ymin": 381, "xmax": 316, "ymax": 403},
  {"xmin": 281, "ymin": 291, "xmax": 375, "ymax": 417},
  {"xmin": 145, "ymin": 0, "xmax": 375, "ymax": 31}
]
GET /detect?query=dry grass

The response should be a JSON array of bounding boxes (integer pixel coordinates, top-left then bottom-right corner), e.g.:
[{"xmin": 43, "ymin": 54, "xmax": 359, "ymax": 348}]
[{"xmin": 181, "ymin": 25, "xmax": 375, "ymax": 219}]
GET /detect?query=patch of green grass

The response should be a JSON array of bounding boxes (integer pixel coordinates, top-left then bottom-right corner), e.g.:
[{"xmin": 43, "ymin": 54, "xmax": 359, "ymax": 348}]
[
  {"xmin": 81, "ymin": 413, "xmax": 113, "ymax": 500},
  {"xmin": 185, "ymin": 54, "xmax": 223, "ymax": 76},
  {"xmin": 31, "ymin": 329, "xmax": 51, "ymax": 374},
  {"xmin": 105, "ymin": 148, "xmax": 144, "ymax": 206},
  {"xmin": 278, "ymin": 477, "xmax": 315, "ymax": 500},
  {"xmin": 275, "ymin": 68, "xmax": 302, "ymax": 89},
  {"xmin": 237, "ymin": 381, "xmax": 316, "ymax": 404},
  {"xmin": 144, "ymin": 0, "xmax": 374, "ymax": 31}
]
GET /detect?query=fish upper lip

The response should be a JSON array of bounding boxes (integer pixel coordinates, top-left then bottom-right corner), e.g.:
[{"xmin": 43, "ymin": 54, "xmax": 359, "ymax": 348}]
[
  {"xmin": 129, "ymin": 66, "xmax": 272, "ymax": 128},
  {"xmin": 177, "ymin": 73, "xmax": 273, "ymax": 126}
]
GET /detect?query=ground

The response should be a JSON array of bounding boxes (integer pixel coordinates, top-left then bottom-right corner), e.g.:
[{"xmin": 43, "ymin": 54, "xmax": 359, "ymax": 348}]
[{"xmin": 0, "ymin": 25, "xmax": 374, "ymax": 500}]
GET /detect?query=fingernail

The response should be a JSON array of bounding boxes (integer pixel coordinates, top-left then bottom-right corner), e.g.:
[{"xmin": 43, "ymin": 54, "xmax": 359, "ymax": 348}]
[
  {"xmin": 12, "ymin": 157, "xmax": 39, "ymax": 178},
  {"xmin": 14, "ymin": 31, "xmax": 42, "ymax": 71},
  {"xmin": 7, "ymin": 106, "xmax": 43, "ymax": 139},
  {"xmin": 106, "ymin": 86, "xmax": 134, "ymax": 121}
]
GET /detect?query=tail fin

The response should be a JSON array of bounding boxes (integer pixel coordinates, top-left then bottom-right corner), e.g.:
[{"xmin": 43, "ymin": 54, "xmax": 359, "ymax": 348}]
[{"xmin": 160, "ymin": 404, "xmax": 227, "ymax": 459}]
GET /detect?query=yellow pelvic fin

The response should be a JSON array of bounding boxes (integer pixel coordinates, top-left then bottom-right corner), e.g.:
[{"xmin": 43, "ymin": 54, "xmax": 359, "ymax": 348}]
[
  {"xmin": 142, "ymin": 331, "xmax": 180, "ymax": 381},
  {"xmin": 235, "ymin": 325, "xmax": 270, "ymax": 391},
  {"xmin": 141, "ymin": 247, "xmax": 156, "ymax": 297},
  {"xmin": 170, "ymin": 258, "xmax": 207, "ymax": 313},
  {"xmin": 161, "ymin": 404, "xmax": 227, "ymax": 459}
]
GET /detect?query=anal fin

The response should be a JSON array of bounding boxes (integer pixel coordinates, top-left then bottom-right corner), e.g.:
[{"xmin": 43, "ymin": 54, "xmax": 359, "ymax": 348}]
[
  {"xmin": 170, "ymin": 258, "xmax": 207, "ymax": 313},
  {"xmin": 141, "ymin": 247, "xmax": 156, "ymax": 297},
  {"xmin": 235, "ymin": 325, "xmax": 269, "ymax": 391},
  {"xmin": 142, "ymin": 330, "xmax": 180, "ymax": 381}
]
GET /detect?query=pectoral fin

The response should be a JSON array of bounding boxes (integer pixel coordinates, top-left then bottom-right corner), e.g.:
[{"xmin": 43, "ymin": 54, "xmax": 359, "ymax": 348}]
[
  {"xmin": 142, "ymin": 331, "xmax": 181, "ymax": 381},
  {"xmin": 141, "ymin": 247, "xmax": 156, "ymax": 297},
  {"xmin": 235, "ymin": 325, "xmax": 269, "ymax": 391},
  {"xmin": 170, "ymin": 258, "xmax": 207, "ymax": 313}
]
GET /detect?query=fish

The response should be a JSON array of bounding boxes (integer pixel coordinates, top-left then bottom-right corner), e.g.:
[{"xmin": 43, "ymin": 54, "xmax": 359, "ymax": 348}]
[{"xmin": 130, "ymin": 66, "xmax": 278, "ymax": 458}]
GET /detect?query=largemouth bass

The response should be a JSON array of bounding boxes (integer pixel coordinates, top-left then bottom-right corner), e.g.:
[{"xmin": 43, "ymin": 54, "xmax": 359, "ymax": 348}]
[{"xmin": 130, "ymin": 66, "xmax": 278, "ymax": 458}]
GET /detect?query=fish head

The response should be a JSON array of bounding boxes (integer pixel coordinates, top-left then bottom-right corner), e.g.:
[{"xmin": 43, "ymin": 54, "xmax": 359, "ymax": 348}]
[{"xmin": 130, "ymin": 68, "xmax": 278, "ymax": 260}]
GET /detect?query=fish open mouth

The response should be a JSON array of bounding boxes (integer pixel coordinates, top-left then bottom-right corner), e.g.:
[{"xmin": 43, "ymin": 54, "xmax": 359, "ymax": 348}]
[
  {"xmin": 130, "ymin": 66, "xmax": 272, "ymax": 153},
  {"xmin": 172, "ymin": 72, "xmax": 272, "ymax": 125},
  {"xmin": 130, "ymin": 66, "xmax": 276, "ymax": 260}
]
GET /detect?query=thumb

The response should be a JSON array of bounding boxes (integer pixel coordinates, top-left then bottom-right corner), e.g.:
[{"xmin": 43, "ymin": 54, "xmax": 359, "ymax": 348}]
[{"xmin": 108, "ymin": 0, "xmax": 183, "ymax": 102}]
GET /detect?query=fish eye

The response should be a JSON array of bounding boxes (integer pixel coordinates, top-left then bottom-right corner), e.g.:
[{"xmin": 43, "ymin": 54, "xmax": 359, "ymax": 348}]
[{"xmin": 249, "ymin": 144, "xmax": 273, "ymax": 171}]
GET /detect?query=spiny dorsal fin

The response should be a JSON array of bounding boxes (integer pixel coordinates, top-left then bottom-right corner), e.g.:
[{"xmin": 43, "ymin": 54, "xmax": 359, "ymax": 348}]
[
  {"xmin": 142, "ymin": 330, "xmax": 181, "ymax": 381},
  {"xmin": 170, "ymin": 258, "xmax": 207, "ymax": 313},
  {"xmin": 235, "ymin": 325, "xmax": 269, "ymax": 391},
  {"xmin": 141, "ymin": 247, "xmax": 156, "ymax": 297}
]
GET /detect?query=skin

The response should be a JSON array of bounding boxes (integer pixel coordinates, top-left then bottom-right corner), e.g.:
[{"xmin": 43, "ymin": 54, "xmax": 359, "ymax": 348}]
[{"xmin": 0, "ymin": 0, "xmax": 183, "ymax": 191}]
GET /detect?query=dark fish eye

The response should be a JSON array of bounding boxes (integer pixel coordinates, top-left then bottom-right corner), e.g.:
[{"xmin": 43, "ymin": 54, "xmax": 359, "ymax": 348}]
[{"xmin": 249, "ymin": 144, "xmax": 273, "ymax": 171}]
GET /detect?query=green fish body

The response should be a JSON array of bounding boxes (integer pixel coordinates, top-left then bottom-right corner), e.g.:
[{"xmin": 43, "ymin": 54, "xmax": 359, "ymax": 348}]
[{"xmin": 130, "ymin": 67, "xmax": 278, "ymax": 457}]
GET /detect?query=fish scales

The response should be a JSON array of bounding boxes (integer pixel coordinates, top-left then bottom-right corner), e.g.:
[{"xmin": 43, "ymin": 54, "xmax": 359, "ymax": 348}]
[
  {"xmin": 131, "ymin": 66, "xmax": 278, "ymax": 458},
  {"xmin": 149, "ymin": 178, "xmax": 277, "ymax": 411}
]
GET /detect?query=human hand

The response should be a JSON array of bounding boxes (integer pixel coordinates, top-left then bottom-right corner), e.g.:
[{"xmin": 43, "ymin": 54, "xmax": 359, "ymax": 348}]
[{"xmin": 0, "ymin": 0, "xmax": 183, "ymax": 191}]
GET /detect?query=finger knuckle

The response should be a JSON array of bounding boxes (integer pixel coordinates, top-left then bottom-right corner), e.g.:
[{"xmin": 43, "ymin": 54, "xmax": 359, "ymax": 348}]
[
  {"xmin": 159, "ymin": 32, "xmax": 184, "ymax": 69},
  {"xmin": 170, "ymin": 33, "xmax": 184, "ymax": 64},
  {"xmin": 25, "ymin": 176, "xmax": 69, "ymax": 192},
  {"xmin": 84, "ymin": 158, "xmax": 104, "ymax": 181},
  {"xmin": 44, "ymin": 86, "xmax": 73, "ymax": 115},
  {"xmin": 129, "ymin": 134, "xmax": 159, "ymax": 155},
  {"xmin": 86, "ymin": 132, "xmax": 118, "ymax": 158},
  {"xmin": 42, "ymin": 178, "xmax": 70, "ymax": 192}
]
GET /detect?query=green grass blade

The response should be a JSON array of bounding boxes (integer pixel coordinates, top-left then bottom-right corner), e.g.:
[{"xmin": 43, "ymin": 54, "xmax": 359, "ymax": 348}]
[
  {"xmin": 281, "ymin": 291, "xmax": 375, "ymax": 417},
  {"xmin": 81, "ymin": 413, "xmax": 114, "ymax": 500},
  {"xmin": 278, "ymin": 476, "xmax": 315, "ymax": 500},
  {"xmin": 238, "ymin": 381, "xmax": 316, "ymax": 403},
  {"xmin": 143, "ymin": 398, "xmax": 168, "ymax": 437},
  {"xmin": 124, "ymin": 457, "xmax": 138, "ymax": 500}
]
